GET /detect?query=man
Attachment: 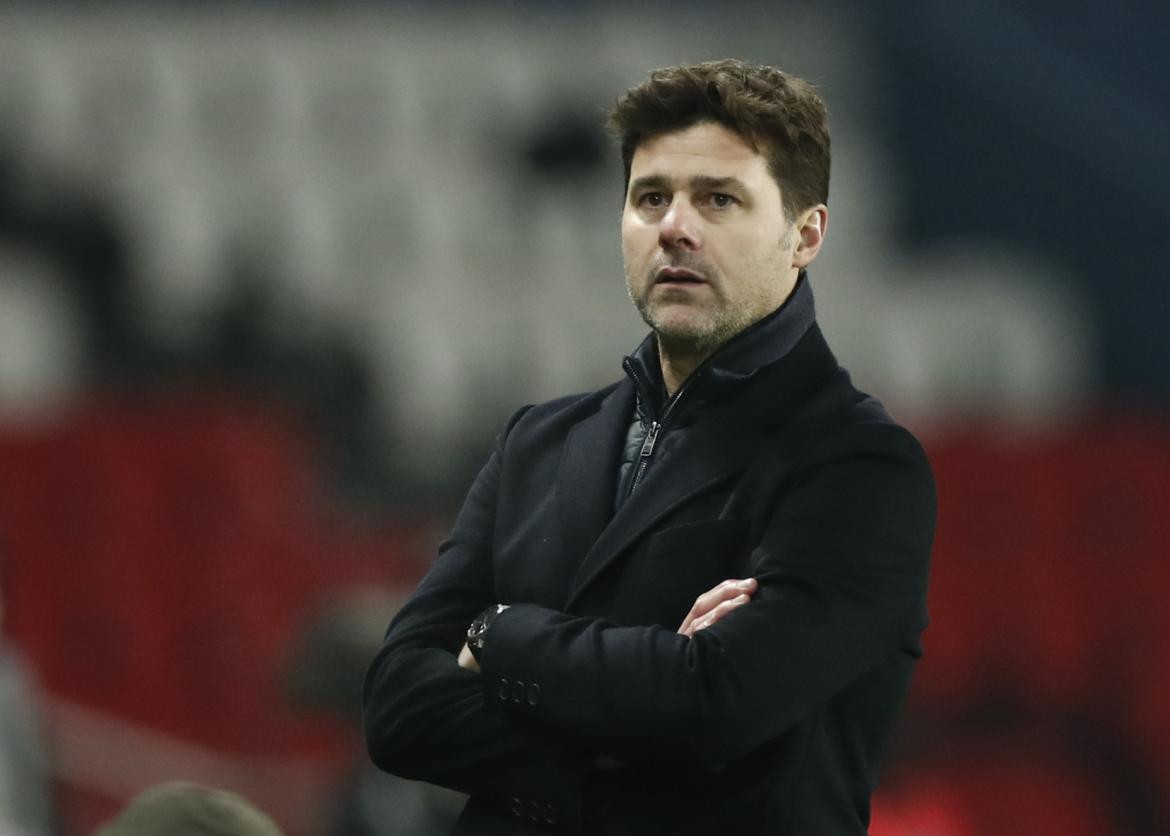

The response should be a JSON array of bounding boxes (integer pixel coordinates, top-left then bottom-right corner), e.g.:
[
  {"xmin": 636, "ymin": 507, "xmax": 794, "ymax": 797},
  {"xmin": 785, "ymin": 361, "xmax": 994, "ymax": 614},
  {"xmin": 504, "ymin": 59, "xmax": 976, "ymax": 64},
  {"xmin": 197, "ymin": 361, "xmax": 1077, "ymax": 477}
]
[{"xmin": 364, "ymin": 59, "xmax": 936, "ymax": 835}]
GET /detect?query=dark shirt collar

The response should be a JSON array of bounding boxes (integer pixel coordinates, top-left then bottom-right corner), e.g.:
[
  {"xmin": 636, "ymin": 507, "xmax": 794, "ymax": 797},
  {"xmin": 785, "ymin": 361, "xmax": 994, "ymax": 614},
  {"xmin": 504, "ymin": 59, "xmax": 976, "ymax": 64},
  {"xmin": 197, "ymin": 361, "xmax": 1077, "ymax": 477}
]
[{"xmin": 623, "ymin": 271, "xmax": 817, "ymax": 422}]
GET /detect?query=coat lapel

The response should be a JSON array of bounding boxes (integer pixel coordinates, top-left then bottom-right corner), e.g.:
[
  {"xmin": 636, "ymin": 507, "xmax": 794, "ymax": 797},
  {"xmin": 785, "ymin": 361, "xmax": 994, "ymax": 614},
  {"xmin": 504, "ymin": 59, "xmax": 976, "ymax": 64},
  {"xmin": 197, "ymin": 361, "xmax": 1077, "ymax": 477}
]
[
  {"xmin": 554, "ymin": 382, "xmax": 635, "ymax": 588},
  {"xmin": 561, "ymin": 325, "xmax": 841, "ymax": 610},
  {"xmin": 564, "ymin": 416, "xmax": 765, "ymax": 610}
]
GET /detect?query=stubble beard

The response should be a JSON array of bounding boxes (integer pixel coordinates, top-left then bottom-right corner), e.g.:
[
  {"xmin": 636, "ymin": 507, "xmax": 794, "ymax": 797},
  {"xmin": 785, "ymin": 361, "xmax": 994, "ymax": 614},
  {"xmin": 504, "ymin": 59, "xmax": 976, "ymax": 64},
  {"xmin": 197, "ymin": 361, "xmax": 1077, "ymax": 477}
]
[
  {"xmin": 624, "ymin": 225, "xmax": 797, "ymax": 361},
  {"xmin": 626, "ymin": 272, "xmax": 749, "ymax": 360}
]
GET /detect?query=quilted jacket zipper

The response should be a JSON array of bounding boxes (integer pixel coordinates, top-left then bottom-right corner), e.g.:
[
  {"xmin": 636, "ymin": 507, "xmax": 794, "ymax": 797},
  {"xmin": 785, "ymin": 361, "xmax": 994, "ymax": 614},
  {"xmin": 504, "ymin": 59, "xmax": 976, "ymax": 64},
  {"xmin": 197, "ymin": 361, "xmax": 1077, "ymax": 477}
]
[{"xmin": 622, "ymin": 358, "xmax": 703, "ymax": 496}]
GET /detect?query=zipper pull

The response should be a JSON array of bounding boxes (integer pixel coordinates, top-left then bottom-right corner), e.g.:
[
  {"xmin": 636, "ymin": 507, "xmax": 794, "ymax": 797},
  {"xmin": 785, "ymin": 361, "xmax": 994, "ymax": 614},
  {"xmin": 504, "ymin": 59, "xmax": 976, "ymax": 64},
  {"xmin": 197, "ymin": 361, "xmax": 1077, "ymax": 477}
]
[{"xmin": 640, "ymin": 421, "xmax": 660, "ymax": 457}]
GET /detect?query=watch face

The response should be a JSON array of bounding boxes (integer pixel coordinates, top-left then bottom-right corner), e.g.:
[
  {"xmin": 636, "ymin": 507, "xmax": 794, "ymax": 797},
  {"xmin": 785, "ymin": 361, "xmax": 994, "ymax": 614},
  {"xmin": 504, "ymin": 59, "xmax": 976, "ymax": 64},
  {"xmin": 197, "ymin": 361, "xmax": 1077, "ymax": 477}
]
[{"xmin": 468, "ymin": 617, "xmax": 487, "ymax": 643}]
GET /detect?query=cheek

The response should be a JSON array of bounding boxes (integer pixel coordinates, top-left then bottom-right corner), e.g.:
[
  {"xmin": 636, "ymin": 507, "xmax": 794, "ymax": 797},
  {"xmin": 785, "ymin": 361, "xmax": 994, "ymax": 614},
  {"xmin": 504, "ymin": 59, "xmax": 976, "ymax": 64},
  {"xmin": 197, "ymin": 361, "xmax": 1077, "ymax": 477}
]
[
  {"xmin": 712, "ymin": 235, "xmax": 783, "ymax": 298},
  {"xmin": 730, "ymin": 229, "xmax": 786, "ymax": 271},
  {"xmin": 621, "ymin": 223, "xmax": 654, "ymax": 269}
]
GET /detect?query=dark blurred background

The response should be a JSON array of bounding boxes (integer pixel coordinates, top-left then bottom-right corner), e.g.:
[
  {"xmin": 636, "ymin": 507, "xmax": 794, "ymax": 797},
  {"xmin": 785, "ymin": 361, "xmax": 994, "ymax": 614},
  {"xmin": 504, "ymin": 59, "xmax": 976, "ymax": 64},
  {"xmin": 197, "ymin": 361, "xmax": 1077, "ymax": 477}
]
[{"xmin": 0, "ymin": 2, "xmax": 1167, "ymax": 834}]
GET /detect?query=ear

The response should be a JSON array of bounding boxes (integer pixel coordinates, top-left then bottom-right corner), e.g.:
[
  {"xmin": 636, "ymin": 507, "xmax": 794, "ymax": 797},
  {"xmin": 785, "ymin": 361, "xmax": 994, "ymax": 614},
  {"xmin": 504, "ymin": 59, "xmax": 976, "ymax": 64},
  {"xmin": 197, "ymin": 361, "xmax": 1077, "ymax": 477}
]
[{"xmin": 791, "ymin": 204, "xmax": 829, "ymax": 269}]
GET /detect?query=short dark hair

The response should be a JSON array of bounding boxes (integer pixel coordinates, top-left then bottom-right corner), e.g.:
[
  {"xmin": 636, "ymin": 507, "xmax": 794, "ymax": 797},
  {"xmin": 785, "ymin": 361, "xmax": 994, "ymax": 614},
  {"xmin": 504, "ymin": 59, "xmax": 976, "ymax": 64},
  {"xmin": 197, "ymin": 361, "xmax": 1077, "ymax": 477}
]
[{"xmin": 609, "ymin": 59, "xmax": 830, "ymax": 217}]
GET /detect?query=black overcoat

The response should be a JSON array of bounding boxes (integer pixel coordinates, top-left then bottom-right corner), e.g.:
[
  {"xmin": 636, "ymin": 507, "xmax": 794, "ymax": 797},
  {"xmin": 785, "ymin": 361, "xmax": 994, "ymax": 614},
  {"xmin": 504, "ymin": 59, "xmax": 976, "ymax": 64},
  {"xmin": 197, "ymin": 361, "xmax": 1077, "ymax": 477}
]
[{"xmin": 364, "ymin": 280, "xmax": 937, "ymax": 835}]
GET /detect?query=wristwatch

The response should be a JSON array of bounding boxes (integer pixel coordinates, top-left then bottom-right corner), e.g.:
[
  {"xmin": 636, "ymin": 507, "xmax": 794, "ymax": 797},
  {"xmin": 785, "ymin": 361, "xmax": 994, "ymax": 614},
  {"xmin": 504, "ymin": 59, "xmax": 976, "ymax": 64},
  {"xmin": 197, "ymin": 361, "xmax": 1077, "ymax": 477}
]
[{"xmin": 466, "ymin": 603, "xmax": 509, "ymax": 663}]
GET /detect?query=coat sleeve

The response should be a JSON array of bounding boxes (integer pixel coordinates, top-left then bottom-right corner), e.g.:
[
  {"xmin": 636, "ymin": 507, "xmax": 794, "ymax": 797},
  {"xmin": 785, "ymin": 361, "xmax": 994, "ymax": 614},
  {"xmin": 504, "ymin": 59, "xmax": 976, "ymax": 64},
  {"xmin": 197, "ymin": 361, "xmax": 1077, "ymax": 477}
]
[
  {"xmin": 362, "ymin": 409, "xmax": 592, "ymax": 829},
  {"xmin": 476, "ymin": 421, "xmax": 936, "ymax": 767}
]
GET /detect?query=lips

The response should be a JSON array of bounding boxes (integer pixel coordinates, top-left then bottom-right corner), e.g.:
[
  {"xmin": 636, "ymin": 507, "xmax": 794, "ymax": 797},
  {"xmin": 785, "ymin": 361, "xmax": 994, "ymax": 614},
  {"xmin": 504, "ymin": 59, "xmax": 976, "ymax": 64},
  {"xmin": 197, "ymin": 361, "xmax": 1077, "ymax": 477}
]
[{"xmin": 654, "ymin": 267, "xmax": 706, "ymax": 284}]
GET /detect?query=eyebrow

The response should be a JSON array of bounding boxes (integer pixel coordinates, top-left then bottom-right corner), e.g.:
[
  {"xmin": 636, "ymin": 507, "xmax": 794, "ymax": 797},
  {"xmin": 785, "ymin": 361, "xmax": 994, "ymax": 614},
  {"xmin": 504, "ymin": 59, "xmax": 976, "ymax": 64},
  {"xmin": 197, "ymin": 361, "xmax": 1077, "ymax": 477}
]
[{"xmin": 628, "ymin": 174, "xmax": 750, "ymax": 195}]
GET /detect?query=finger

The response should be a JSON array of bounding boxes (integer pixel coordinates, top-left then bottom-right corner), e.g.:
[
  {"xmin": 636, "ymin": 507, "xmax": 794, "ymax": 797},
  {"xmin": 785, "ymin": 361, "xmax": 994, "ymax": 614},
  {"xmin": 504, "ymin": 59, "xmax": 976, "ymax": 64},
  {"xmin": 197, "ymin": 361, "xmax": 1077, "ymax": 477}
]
[
  {"xmin": 678, "ymin": 586, "xmax": 731, "ymax": 635},
  {"xmin": 678, "ymin": 578, "xmax": 756, "ymax": 635},
  {"xmin": 691, "ymin": 593, "xmax": 749, "ymax": 634},
  {"xmin": 694, "ymin": 578, "xmax": 757, "ymax": 616},
  {"xmin": 686, "ymin": 593, "xmax": 750, "ymax": 636}
]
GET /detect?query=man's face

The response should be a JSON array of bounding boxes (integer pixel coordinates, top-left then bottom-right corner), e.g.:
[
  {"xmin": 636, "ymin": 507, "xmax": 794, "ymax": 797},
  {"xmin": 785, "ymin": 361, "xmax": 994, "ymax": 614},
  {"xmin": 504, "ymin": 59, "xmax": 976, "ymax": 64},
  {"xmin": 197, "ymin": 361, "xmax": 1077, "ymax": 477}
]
[{"xmin": 621, "ymin": 121, "xmax": 802, "ymax": 354}]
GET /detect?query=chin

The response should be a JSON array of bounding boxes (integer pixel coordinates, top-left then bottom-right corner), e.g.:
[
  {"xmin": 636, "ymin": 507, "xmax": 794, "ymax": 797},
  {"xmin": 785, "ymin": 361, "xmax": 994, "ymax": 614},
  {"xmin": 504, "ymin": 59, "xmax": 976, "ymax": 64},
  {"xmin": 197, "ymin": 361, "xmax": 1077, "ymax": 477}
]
[
  {"xmin": 648, "ymin": 309, "xmax": 711, "ymax": 339},
  {"xmin": 652, "ymin": 320, "xmax": 723, "ymax": 352}
]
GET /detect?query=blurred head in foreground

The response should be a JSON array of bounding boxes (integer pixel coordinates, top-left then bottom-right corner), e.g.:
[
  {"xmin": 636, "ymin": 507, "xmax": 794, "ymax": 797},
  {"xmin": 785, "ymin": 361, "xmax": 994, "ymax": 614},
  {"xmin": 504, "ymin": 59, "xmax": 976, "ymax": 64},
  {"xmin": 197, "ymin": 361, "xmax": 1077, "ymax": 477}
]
[{"xmin": 94, "ymin": 782, "xmax": 284, "ymax": 836}]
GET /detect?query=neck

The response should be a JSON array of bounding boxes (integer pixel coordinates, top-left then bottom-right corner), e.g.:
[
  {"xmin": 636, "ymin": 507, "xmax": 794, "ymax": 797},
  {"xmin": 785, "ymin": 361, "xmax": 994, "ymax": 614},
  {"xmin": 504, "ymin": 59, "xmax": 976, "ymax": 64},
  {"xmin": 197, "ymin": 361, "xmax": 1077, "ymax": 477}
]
[{"xmin": 656, "ymin": 336, "xmax": 717, "ymax": 395}]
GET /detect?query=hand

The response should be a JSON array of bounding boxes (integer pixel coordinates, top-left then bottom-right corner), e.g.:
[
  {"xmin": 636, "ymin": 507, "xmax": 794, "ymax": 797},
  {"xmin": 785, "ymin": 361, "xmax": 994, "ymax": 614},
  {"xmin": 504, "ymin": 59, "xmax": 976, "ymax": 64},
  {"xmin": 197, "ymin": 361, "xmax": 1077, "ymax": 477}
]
[
  {"xmin": 457, "ymin": 642, "xmax": 480, "ymax": 672},
  {"xmin": 677, "ymin": 577, "xmax": 757, "ymax": 637}
]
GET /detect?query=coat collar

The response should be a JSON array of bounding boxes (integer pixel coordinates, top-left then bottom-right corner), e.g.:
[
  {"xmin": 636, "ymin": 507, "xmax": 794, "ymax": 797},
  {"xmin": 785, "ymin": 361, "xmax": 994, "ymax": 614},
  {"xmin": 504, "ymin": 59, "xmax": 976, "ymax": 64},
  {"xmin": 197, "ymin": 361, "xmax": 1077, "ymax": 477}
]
[
  {"xmin": 623, "ymin": 270, "xmax": 817, "ymax": 424},
  {"xmin": 560, "ymin": 275, "xmax": 837, "ymax": 609}
]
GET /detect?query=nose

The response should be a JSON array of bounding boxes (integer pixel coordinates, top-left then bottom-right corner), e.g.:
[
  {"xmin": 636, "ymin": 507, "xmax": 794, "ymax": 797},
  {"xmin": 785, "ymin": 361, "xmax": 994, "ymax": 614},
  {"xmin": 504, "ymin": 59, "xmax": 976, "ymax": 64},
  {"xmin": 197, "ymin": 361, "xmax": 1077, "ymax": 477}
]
[{"xmin": 658, "ymin": 199, "xmax": 701, "ymax": 251}]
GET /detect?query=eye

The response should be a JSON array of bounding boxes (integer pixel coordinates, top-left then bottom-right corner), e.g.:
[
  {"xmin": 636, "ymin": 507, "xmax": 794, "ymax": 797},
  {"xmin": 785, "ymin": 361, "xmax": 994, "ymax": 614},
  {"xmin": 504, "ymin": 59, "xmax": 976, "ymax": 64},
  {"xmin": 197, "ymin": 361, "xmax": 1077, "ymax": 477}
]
[
  {"xmin": 637, "ymin": 192, "xmax": 668, "ymax": 209},
  {"xmin": 708, "ymin": 193, "xmax": 737, "ymax": 209}
]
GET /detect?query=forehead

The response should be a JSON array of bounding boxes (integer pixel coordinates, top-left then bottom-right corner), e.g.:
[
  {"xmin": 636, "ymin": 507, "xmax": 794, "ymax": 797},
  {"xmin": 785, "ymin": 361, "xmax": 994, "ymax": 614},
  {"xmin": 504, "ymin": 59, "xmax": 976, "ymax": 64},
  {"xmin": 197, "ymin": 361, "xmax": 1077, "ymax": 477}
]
[{"xmin": 629, "ymin": 121, "xmax": 769, "ymax": 182}]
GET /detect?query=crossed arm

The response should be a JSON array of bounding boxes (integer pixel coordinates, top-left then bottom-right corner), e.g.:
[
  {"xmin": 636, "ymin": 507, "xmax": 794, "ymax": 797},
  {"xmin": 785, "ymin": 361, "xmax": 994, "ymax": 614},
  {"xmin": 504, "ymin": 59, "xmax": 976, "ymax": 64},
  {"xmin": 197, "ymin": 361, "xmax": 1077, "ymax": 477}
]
[
  {"xmin": 453, "ymin": 577, "xmax": 758, "ymax": 779},
  {"xmin": 457, "ymin": 576, "xmax": 758, "ymax": 671},
  {"xmin": 363, "ymin": 436, "xmax": 762, "ymax": 819},
  {"xmin": 365, "ymin": 423, "xmax": 933, "ymax": 812}
]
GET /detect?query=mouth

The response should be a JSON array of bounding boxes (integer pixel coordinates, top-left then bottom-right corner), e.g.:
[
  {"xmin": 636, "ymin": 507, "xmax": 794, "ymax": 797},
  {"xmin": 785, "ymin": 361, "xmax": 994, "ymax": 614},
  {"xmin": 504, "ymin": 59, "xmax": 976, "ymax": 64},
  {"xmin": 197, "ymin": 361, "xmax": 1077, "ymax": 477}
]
[{"xmin": 654, "ymin": 267, "xmax": 707, "ymax": 285}]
